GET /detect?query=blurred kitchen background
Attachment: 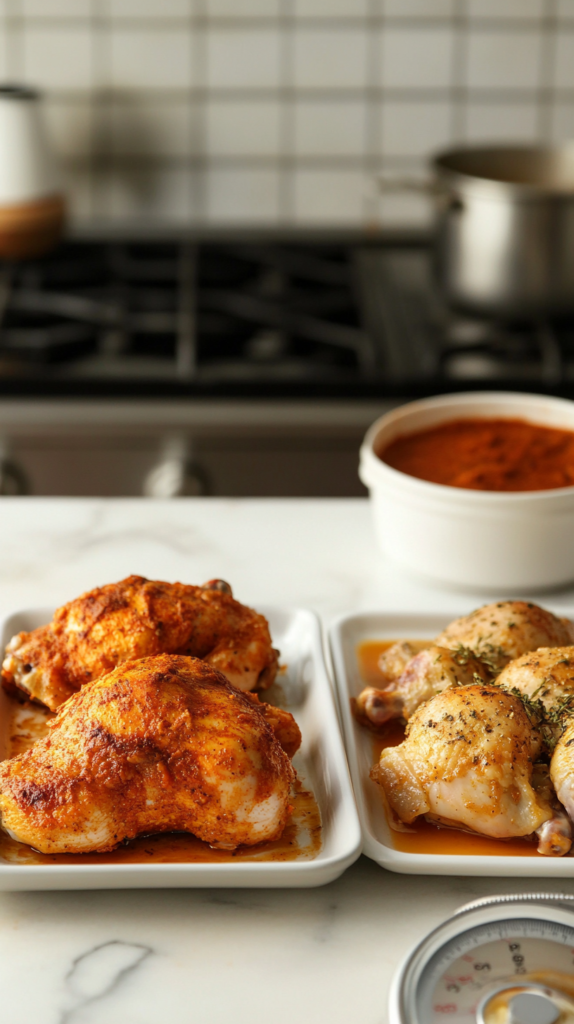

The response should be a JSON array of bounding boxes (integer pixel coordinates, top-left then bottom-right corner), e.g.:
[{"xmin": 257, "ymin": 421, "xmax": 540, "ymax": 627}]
[{"xmin": 0, "ymin": 0, "xmax": 573, "ymax": 498}]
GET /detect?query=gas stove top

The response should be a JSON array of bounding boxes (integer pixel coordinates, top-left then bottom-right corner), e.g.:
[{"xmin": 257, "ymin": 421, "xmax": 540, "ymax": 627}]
[{"xmin": 1, "ymin": 232, "xmax": 574, "ymax": 399}]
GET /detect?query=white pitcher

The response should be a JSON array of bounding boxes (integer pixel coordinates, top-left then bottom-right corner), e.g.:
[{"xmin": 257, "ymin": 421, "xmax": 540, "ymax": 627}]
[{"xmin": 0, "ymin": 85, "xmax": 65, "ymax": 259}]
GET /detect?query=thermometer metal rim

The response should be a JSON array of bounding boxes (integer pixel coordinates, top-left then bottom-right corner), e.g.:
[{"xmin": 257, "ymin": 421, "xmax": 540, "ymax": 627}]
[{"xmin": 389, "ymin": 894, "xmax": 574, "ymax": 1024}]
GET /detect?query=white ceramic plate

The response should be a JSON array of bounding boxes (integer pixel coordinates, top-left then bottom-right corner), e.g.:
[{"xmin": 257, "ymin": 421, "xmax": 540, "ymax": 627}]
[
  {"xmin": 0, "ymin": 606, "xmax": 361, "ymax": 890},
  {"xmin": 330, "ymin": 609, "xmax": 574, "ymax": 877}
]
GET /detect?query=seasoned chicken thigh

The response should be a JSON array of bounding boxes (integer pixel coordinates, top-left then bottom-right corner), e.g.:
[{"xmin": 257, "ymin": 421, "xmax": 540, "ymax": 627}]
[
  {"xmin": 0, "ymin": 654, "xmax": 296, "ymax": 854},
  {"xmin": 376, "ymin": 641, "xmax": 430, "ymax": 684},
  {"xmin": 354, "ymin": 645, "xmax": 491, "ymax": 729},
  {"xmin": 530, "ymin": 761, "xmax": 573, "ymax": 857},
  {"xmin": 371, "ymin": 685, "xmax": 569, "ymax": 854},
  {"xmin": 353, "ymin": 602, "xmax": 573, "ymax": 732},
  {"xmin": 436, "ymin": 601, "xmax": 574, "ymax": 673},
  {"xmin": 2, "ymin": 575, "xmax": 278, "ymax": 710},
  {"xmin": 497, "ymin": 646, "xmax": 574, "ymax": 713},
  {"xmin": 550, "ymin": 718, "xmax": 574, "ymax": 826}
]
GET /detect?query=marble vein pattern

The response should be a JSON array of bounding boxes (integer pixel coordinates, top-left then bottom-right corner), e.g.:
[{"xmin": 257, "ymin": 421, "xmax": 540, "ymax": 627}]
[{"xmin": 61, "ymin": 941, "xmax": 152, "ymax": 1023}]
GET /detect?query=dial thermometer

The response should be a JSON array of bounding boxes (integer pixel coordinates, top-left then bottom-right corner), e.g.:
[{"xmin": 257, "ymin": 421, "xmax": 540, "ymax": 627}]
[{"xmin": 389, "ymin": 894, "xmax": 574, "ymax": 1024}]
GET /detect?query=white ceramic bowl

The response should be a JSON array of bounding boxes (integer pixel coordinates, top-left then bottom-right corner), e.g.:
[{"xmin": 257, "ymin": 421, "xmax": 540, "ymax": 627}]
[{"xmin": 359, "ymin": 391, "xmax": 574, "ymax": 592}]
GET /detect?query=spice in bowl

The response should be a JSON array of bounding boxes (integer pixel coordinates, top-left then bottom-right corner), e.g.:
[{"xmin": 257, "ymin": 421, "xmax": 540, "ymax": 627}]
[{"xmin": 379, "ymin": 416, "xmax": 574, "ymax": 492}]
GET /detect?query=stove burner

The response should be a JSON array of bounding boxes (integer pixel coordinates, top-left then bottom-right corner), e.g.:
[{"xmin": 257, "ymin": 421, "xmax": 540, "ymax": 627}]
[
  {"xmin": 356, "ymin": 247, "xmax": 574, "ymax": 396},
  {"xmin": 0, "ymin": 236, "xmax": 573, "ymax": 399},
  {"xmin": 0, "ymin": 241, "xmax": 374, "ymax": 393}
]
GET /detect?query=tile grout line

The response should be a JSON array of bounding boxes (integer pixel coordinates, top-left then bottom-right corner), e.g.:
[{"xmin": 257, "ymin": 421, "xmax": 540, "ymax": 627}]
[
  {"xmin": 364, "ymin": 0, "xmax": 382, "ymax": 226},
  {"xmin": 537, "ymin": 0, "xmax": 558, "ymax": 142},
  {"xmin": 451, "ymin": 0, "xmax": 468, "ymax": 143},
  {"xmin": 5, "ymin": 0, "xmax": 23, "ymax": 82},
  {"xmin": 278, "ymin": 0, "xmax": 294, "ymax": 225},
  {"xmin": 191, "ymin": 0, "xmax": 206, "ymax": 224}
]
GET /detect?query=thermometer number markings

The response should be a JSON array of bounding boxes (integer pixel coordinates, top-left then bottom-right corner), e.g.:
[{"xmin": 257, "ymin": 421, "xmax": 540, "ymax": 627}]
[{"xmin": 415, "ymin": 920, "xmax": 574, "ymax": 1024}]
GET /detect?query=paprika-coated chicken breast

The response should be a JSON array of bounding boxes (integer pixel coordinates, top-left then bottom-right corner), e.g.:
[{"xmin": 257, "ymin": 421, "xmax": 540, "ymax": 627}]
[
  {"xmin": 2, "ymin": 575, "xmax": 279, "ymax": 711},
  {"xmin": 371, "ymin": 684, "xmax": 571, "ymax": 855},
  {"xmin": 0, "ymin": 654, "xmax": 296, "ymax": 855},
  {"xmin": 246, "ymin": 693, "xmax": 302, "ymax": 760}
]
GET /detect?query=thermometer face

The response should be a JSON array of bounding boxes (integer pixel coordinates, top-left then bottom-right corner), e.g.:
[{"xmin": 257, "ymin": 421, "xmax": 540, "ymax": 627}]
[{"xmin": 416, "ymin": 919, "xmax": 574, "ymax": 1024}]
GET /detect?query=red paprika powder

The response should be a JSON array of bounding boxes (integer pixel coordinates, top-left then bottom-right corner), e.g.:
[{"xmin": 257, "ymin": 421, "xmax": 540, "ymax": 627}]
[{"xmin": 379, "ymin": 417, "xmax": 574, "ymax": 492}]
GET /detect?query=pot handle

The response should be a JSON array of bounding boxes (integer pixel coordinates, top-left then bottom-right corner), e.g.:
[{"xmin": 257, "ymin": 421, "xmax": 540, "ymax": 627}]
[
  {"xmin": 376, "ymin": 174, "xmax": 436, "ymax": 194},
  {"xmin": 376, "ymin": 175, "xmax": 465, "ymax": 214}
]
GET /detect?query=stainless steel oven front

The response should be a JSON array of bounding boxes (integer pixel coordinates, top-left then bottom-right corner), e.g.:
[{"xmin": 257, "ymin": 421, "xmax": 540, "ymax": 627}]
[{"xmin": 0, "ymin": 399, "xmax": 396, "ymax": 497}]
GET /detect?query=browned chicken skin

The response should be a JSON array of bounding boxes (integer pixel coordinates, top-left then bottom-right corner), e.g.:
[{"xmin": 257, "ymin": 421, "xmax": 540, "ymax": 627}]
[
  {"xmin": 0, "ymin": 654, "xmax": 296, "ymax": 854},
  {"xmin": 245, "ymin": 693, "xmax": 302, "ymax": 759},
  {"xmin": 2, "ymin": 575, "xmax": 279, "ymax": 711}
]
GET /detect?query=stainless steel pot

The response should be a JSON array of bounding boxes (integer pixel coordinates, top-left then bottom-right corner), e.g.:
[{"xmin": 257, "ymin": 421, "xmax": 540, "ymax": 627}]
[{"xmin": 383, "ymin": 145, "xmax": 574, "ymax": 320}]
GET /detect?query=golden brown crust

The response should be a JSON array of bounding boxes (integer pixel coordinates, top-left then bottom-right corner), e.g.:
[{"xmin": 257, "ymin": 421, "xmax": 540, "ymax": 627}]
[
  {"xmin": 244, "ymin": 692, "xmax": 302, "ymax": 759},
  {"xmin": 2, "ymin": 575, "xmax": 278, "ymax": 710},
  {"xmin": 0, "ymin": 654, "xmax": 295, "ymax": 854}
]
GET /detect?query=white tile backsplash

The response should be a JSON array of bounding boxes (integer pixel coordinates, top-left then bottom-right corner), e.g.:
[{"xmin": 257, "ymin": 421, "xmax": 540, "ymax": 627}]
[
  {"xmin": 22, "ymin": 25, "xmax": 93, "ymax": 89},
  {"xmin": 294, "ymin": 99, "xmax": 366, "ymax": 156},
  {"xmin": 108, "ymin": 0, "xmax": 191, "ymax": 19},
  {"xmin": 293, "ymin": 169, "xmax": 365, "ymax": 223},
  {"xmin": 294, "ymin": 0, "xmax": 369, "ymax": 17},
  {"xmin": 466, "ymin": 29, "xmax": 542, "ymax": 90},
  {"xmin": 104, "ymin": 164, "xmax": 194, "ymax": 220},
  {"xmin": 21, "ymin": 0, "xmax": 91, "ymax": 16},
  {"xmin": 557, "ymin": 0, "xmax": 574, "ymax": 18},
  {"xmin": 206, "ymin": 29, "xmax": 281, "ymax": 89},
  {"xmin": 383, "ymin": 0, "xmax": 454, "ymax": 17},
  {"xmin": 550, "ymin": 101, "xmax": 574, "ymax": 143},
  {"xmin": 6, "ymin": 0, "xmax": 573, "ymax": 226},
  {"xmin": 292, "ymin": 28, "xmax": 368, "ymax": 89},
  {"xmin": 206, "ymin": 99, "xmax": 281, "ymax": 156},
  {"xmin": 377, "ymin": 188, "xmax": 432, "ymax": 227},
  {"xmin": 379, "ymin": 27, "xmax": 454, "ymax": 89},
  {"xmin": 381, "ymin": 100, "xmax": 452, "ymax": 157},
  {"xmin": 554, "ymin": 30, "xmax": 574, "ymax": 90},
  {"xmin": 467, "ymin": 0, "xmax": 543, "ymax": 20},
  {"xmin": 109, "ymin": 28, "xmax": 193, "ymax": 90},
  {"xmin": 207, "ymin": 168, "xmax": 280, "ymax": 222},
  {"xmin": 205, "ymin": 0, "xmax": 281, "ymax": 16},
  {"xmin": 464, "ymin": 100, "xmax": 538, "ymax": 141}
]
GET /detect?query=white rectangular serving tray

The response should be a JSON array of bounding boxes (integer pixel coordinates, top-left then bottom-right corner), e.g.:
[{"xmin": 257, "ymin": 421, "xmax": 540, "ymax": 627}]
[
  {"xmin": 0, "ymin": 606, "xmax": 361, "ymax": 890},
  {"xmin": 330, "ymin": 609, "xmax": 574, "ymax": 877}
]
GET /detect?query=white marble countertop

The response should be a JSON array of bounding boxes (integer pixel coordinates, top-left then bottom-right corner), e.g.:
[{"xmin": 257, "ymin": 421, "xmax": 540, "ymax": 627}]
[{"xmin": 2, "ymin": 497, "xmax": 574, "ymax": 1024}]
